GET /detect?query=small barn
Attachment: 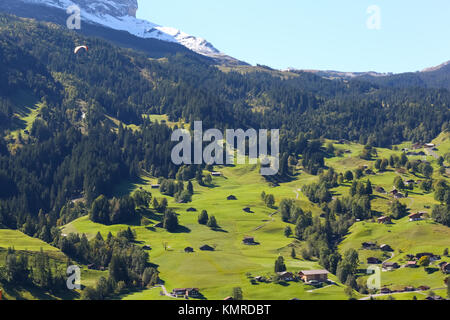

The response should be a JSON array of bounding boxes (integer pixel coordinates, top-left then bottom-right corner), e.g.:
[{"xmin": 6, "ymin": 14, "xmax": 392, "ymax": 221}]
[
  {"xmin": 298, "ymin": 270, "xmax": 329, "ymax": 283},
  {"xmin": 382, "ymin": 262, "xmax": 399, "ymax": 270},
  {"xmin": 378, "ymin": 216, "xmax": 391, "ymax": 224},
  {"xmin": 277, "ymin": 272, "xmax": 295, "ymax": 281},
  {"xmin": 380, "ymin": 244, "xmax": 393, "ymax": 252},
  {"xmin": 243, "ymin": 237, "xmax": 257, "ymax": 245},
  {"xmin": 439, "ymin": 262, "xmax": 450, "ymax": 274},
  {"xmin": 362, "ymin": 242, "xmax": 377, "ymax": 250},
  {"xmin": 172, "ymin": 288, "xmax": 200, "ymax": 297},
  {"xmin": 404, "ymin": 261, "xmax": 418, "ymax": 268},
  {"xmin": 227, "ymin": 195, "xmax": 237, "ymax": 200},
  {"xmin": 200, "ymin": 245, "xmax": 214, "ymax": 251},
  {"xmin": 184, "ymin": 247, "xmax": 194, "ymax": 253},
  {"xmin": 408, "ymin": 212, "xmax": 425, "ymax": 221},
  {"xmin": 367, "ymin": 257, "xmax": 381, "ymax": 264},
  {"xmin": 380, "ymin": 287, "xmax": 391, "ymax": 294},
  {"xmin": 375, "ymin": 186, "xmax": 386, "ymax": 194}
]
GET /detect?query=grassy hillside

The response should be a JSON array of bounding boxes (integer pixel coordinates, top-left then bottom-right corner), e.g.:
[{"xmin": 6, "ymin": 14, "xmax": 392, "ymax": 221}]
[
  {"xmin": 340, "ymin": 219, "xmax": 449, "ymax": 290},
  {"xmin": 0, "ymin": 229, "xmax": 110, "ymax": 300},
  {"xmin": 0, "ymin": 229, "xmax": 61, "ymax": 255},
  {"xmin": 63, "ymin": 163, "xmax": 354, "ymax": 300},
  {"xmin": 59, "ymin": 137, "xmax": 450, "ymax": 300}
]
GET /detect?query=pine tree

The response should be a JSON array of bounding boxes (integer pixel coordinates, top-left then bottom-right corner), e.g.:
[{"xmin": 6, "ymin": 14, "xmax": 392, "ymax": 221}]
[
  {"xmin": 198, "ymin": 210, "xmax": 208, "ymax": 225},
  {"xmin": 207, "ymin": 216, "xmax": 218, "ymax": 229},
  {"xmin": 274, "ymin": 256, "xmax": 286, "ymax": 273},
  {"xmin": 284, "ymin": 226, "xmax": 292, "ymax": 238},
  {"xmin": 365, "ymin": 180, "xmax": 373, "ymax": 195},
  {"xmin": 344, "ymin": 170, "xmax": 354, "ymax": 182},
  {"xmin": 163, "ymin": 209, "xmax": 179, "ymax": 232},
  {"xmin": 232, "ymin": 287, "xmax": 243, "ymax": 300},
  {"xmin": 291, "ymin": 248, "xmax": 296, "ymax": 259},
  {"xmin": 187, "ymin": 181, "xmax": 194, "ymax": 195}
]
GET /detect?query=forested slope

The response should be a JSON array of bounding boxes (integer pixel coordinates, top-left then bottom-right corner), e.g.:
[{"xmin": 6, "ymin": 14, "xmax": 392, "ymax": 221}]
[{"xmin": 0, "ymin": 12, "xmax": 449, "ymax": 235}]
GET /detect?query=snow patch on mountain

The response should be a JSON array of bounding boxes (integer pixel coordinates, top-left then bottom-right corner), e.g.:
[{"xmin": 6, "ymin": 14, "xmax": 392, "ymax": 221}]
[{"xmin": 20, "ymin": 0, "xmax": 225, "ymax": 58}]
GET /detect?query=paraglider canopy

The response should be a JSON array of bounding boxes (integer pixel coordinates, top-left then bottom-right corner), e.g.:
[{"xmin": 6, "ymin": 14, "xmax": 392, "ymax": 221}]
[{"xmin": 74, "ymin": 45, "xmax": 88, "ymax": 54}]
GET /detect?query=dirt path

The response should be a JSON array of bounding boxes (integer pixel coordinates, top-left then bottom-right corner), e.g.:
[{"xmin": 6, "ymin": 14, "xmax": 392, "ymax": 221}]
[
  {"xmin": 252, "ymin": 212, "xmax": 277, "ymax": 232},
  {"xmin": 382, "ymin": 252, "xmax": 395, "ymax": 264},
  {"xmin": 152, "ymin": 285, "xmax": 178, "ymax": 299},
  {"xmin": 425, "ymin": 147, "xmax": 439, "ymax": 159},
  {"xmin": 293, "ymin": 188, "xmax": 301, "ymax": 200}
]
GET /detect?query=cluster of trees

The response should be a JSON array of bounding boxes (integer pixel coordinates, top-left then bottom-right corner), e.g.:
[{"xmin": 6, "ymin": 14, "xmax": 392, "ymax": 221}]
[
  {"xmin": 274, "ymin": 256, "xmax": 287, "ymax": 273},
  {"xmin": 0, "ymin": 13, "xmax": 448, "ymax": 234},
  {"xmin": 0, "ymin": 248, "xmax": 68, "ymax": 293},
  {"xmin": 57, "ymin": 230, "xmax": 158, "ymax": 299},
  {"xmin": 89, "ymin": 195, "xmax": 136, "ymax": 225},
  {"xmin": 360, "ymin": 145, "xmax": 377, "ymax": 160},
  {"xmin": 302, "ymin": 167, "xmax": 344, "ymax": 204},
  {"xmin": 57, "ymin": 201, "xmax": 88, "ymax": 226},
  {"xmin": 349, "ymin": 180, "xmax": 373, "ymax": 197},
  {"xmin": 162, "ymin": 209, "xmax": 179, "ymax": 232},
  {"xmin": 198, "ymin": 210, "xmax": 219, "ymax": 229},
  {"xmin": 335, "ymin": 249, "xmax": 360, "ymax": 292},
  {"xmin": 302, "ymin": 183, "xmax": 332, "ymax": 204},
  {"xmin": 374, "ymin": 154, "xmax": 434, "ymax": 179},
  {"xmin": 152, "ymin": 197, "xmax": 168, "ymax": 213},
  {"xmin": 389, "ymin": 200, "xmax": 409, "ymax": 220},
  {"xmin": 432, "ymin": 180, "xmax": 450, "ymax": 226},
  {"xmin": 301, "ymin": 140, "xmax": 326, "ymax": 175},
  {"xmin": 279, "ymin": 199, "xmax": 310, "ymax": 224},
  {"xmin": 434, "ymin": 180, "xmax": 450, "ymax": 204},
  {"xmin": 260, "ymin": 191, "xmax": 275, "ymax": 208},
  {"xmin": 159, "ymin": 178, "xmax": 193, "ymax": 203},
  {"xmin": 329, "ymin": 195, "xmax": 372, "ymax": 221}
]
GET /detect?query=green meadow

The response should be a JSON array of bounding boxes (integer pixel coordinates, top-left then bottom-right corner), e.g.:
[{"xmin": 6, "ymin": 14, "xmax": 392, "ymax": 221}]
[
  {"xmin": 63, "ymin": 163, "xmax": 352, "ymax": 300},
  {"xmin": 1, "ymin": 136, "xmax": 449, "ymax": 300},
  {"xmin": 61, "ymin": 137, "xmax": 449, "ymax": 300}
]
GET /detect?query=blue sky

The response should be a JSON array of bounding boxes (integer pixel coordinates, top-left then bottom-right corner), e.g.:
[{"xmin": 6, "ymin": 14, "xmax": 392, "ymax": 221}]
[{"xmin": 137, "ymin": 0, "xmax": 450, "ymax": 73}]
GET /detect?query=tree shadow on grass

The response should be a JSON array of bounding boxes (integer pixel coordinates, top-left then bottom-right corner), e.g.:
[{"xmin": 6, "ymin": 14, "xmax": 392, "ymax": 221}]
[
  {"xmin": 424, "ymin": 267, "xmax": 439, "ymax": 274},
  {"xmin": 140, "ymin": 209, "xmax": 163, "ymax": 222},
  {"xmin": 372, "ymin": 195, "xmax": 389, "ymax": 201},
  {"xmin": 211, "ymin": 228, "xmax": 228, "ymax": 233},
  {"xmin": 276, "ymin": 281, "xmax": 290, "ymax": 287},
  {"xmin": 187, "ymin": 293, "xmax": 207, "ymax": 300},
  {"xmin": 1, "ymin": 282, "xmax": 80, "ymax": 300},
  {"xmin": 110, "ymin": 176, "xmax": 147, "ymax": 198},
  {"xmin": 170, "ymin": 225, "xmax": 191, "ymax": 234}
]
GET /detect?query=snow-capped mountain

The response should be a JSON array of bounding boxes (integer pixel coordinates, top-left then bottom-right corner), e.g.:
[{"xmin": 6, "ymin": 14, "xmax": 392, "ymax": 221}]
[{"xmin": 20, "ymin": 0, "xmax": 231, "ymax": 60}]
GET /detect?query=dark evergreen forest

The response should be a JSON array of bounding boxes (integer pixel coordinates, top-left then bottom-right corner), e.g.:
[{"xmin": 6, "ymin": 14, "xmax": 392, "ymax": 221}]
[{"xmin": 0, "ymin": 13, "xmax": 449, "ymax": 235}]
